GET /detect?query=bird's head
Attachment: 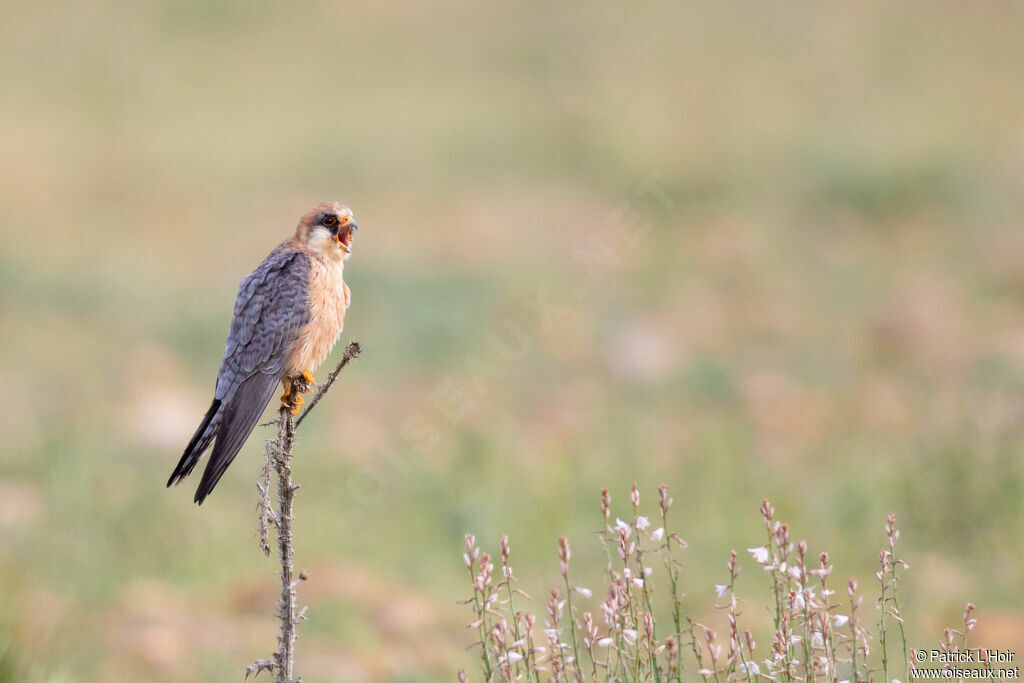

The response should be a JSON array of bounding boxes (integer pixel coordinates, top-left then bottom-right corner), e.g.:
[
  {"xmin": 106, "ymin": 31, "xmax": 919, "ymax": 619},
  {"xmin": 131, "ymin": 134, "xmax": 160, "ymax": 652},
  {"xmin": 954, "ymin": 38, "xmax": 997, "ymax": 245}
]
[{"xmin": 296, "ymin": 201, "xmax": 358, "ymax": 261}]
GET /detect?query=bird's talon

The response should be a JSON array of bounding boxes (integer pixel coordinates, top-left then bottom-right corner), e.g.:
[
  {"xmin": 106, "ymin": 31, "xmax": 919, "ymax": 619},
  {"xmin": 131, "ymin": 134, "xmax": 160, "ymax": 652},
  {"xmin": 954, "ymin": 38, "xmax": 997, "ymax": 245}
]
[{"xmin": 302, "ymin": 369, "xmax": 315, "ymax": 385}]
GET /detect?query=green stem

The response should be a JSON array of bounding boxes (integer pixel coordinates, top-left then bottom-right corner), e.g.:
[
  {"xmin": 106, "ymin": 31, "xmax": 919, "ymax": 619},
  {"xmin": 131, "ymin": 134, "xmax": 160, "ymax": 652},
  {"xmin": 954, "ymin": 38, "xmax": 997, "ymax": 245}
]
[
  {"xmin": 468, "ymin": 564, "xmax": 492, "ymax": 679},
  {"xmin": 504, "ymin": 579, "xmax": 525, "ymax": 680},
  {"xmin": 563, "ymin": 577, "xmax": 582, "ymax": 680}
]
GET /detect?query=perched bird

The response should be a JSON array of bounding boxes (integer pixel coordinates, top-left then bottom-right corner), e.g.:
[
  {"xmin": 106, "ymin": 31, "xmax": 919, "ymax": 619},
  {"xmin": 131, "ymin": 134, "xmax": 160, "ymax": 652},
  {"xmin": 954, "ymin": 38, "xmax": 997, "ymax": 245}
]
[{"xmin": 168, "ymin": 201, "xmax": 357, "ymax": 504}]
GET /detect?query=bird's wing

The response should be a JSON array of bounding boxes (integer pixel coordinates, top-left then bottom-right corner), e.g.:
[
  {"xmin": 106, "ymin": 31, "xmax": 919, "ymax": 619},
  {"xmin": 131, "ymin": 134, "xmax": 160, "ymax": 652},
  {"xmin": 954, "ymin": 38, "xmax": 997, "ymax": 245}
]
[
  {"xmin": 174, "ymin": 248, "xmax": 313, "ymax": 503},
  {"xmin": 216, "ymin": 249, "xmax": 313, "ymax": 401}
]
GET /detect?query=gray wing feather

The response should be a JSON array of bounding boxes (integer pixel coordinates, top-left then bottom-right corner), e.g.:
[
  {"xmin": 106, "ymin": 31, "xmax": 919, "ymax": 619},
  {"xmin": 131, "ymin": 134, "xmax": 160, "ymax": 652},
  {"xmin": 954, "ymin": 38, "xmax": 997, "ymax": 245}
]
[
  {"xmin": 216, "ymin": 249, "xmax": 312, "ymax": 401},
  {"xmin": 169, "ymin": 248, "xmax": 313, "ymax": 503},
  {"xmin": 193, "ymin": 373, "xmax": 280, "ymax": 503}
]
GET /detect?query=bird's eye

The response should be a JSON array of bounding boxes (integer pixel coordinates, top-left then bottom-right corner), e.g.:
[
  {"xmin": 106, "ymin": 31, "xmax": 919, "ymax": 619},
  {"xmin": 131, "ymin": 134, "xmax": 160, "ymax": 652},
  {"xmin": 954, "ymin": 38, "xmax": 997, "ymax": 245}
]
[{"xmin": 322, "ymin": 215, "xmax": 337, "ymax": 227}]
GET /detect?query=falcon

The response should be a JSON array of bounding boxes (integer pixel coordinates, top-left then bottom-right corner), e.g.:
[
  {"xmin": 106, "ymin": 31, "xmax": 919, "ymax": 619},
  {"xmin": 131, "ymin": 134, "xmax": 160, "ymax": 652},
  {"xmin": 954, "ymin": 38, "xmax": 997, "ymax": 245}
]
[{"xmin": 168, "ymin": 201, "xmax": 357, "ymax": 504}]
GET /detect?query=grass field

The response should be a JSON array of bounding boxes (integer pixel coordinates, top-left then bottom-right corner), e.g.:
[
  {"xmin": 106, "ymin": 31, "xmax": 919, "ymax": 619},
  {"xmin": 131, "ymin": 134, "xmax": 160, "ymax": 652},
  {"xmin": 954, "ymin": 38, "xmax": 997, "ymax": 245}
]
[{"xmin": 1, "ymin": 1, "xmax": 1023, "ymax": 680}]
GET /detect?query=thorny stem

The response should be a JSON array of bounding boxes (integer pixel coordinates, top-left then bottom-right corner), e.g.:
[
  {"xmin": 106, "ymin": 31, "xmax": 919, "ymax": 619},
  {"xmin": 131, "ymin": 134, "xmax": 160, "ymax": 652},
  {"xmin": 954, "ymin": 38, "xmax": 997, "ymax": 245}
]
[
  {"xmin": 247, "ymin": 342, "xmax": 361, "ymax": 683},
  {"xmin": 274, "ymin": 400, "xmax": 299, "ymax": 683},
  {"xmin": 257, "ymin": 440, "xmax": 276, "ymax": 557}
]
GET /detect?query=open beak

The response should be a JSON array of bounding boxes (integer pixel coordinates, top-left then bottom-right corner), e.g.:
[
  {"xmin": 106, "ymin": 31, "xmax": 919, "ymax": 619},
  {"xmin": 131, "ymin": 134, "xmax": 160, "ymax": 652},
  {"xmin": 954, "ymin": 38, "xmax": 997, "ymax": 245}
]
[{"xmin": 338, "ymin": 219, "xmax": 357, "ymax": 253}]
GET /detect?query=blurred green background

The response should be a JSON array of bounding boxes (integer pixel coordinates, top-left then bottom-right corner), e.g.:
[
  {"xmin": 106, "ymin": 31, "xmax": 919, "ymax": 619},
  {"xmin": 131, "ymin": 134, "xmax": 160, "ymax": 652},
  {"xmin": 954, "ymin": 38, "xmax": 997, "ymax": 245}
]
[{"xmin": 2, "ymin": 1, "xmax": 1023, "ymax": 680}]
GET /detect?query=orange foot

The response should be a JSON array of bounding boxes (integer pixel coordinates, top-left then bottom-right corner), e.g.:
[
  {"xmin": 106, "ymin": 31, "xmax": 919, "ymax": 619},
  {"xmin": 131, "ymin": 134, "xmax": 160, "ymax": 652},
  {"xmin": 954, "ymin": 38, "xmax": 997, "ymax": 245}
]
[
  {"xmin": 280, "ymin": 388, "xmax": 305, "ymax": 415},
  {"xmin": 302, "ymin": 369, "xmax": 315, "ymax": 385}
]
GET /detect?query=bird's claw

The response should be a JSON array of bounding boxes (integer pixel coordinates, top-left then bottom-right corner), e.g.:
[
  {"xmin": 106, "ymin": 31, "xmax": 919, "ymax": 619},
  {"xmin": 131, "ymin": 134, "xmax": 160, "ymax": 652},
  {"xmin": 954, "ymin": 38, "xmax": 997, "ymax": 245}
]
[
  {"xmin": 302, "ymin": 369, "xmax": 315, "ymax": 385},
  {"xmin": 280, "ymin": 387, "xmax": 304, "ymax": 415}
]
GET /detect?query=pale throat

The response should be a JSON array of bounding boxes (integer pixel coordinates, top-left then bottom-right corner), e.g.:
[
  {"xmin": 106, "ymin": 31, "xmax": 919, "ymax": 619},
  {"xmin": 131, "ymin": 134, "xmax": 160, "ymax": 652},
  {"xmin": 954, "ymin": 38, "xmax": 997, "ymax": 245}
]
[{"xmin": 306, "ymin": 229, "xmax": 350, "ymax": 265}]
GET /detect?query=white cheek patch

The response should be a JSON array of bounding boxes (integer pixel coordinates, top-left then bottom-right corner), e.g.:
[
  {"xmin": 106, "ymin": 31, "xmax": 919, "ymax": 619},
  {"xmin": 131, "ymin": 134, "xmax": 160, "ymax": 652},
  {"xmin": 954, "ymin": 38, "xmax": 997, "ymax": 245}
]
[{"xmin": 307, "ymin": 229, "xmax": 331, "ymax": 254}]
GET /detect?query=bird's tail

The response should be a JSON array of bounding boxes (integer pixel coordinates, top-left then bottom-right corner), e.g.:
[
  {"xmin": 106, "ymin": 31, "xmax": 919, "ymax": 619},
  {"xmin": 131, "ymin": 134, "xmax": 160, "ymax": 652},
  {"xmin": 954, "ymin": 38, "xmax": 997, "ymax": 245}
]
[
  {"xmin": 193, "ymin": 372, "xmax": 280, "ymax": 505},
  {"xmin": 167, "ymin": 398, "xmax": 222, "ymax": 487}
]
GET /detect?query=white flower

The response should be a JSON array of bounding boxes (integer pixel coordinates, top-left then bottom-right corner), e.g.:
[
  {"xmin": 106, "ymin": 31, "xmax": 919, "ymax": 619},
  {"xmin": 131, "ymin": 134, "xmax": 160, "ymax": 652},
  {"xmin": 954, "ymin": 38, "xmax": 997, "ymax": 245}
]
[
  {"xmin": 631, "ymin": 577, "xmax": 644, "ymax": 588},
  {"xmin": 506, "ymin": 652, "xmax": 523, "ymax": 663},
  {"xmin": 739, "ymin": 661, "xmax": 761, "ymax": 676},
  {"xmin": 747, "ymin": 546, "xmax": 771, "ymax": 564},
  {"xmin": 621, "ymin": 629, "xmax": 638, "ymax": 645},
  {"xmin": 636, "ymin": 516, "xmax": 651, "ymax": 530},
  {"xmin": 644, "ymin": 566, "xmax": 653, "ymax": 576},
  {"xmin": 651, "ymin": 527, "xmax": 665, "ymax": 541},
  {"xmin": 544, "ymin": 628, "xmax": 559, "ymax": 638},
  {"xmin": 615, "ymin": 518, "xmax": 632, "ymax": 537},
  {"xmin": 833, "ymin": 614, "xmax": 850, "ymax": 628},
  {"xmin": 811, "ymin": 632, "xmax": 824, "ymax": 648},
  {"xmin": 810, "ymin": 565, "xmax": 833, "ymax": 580},
  {"xmin": 510, "ymin": 639, "xmax": 525, "ymax": 649},
  {"xmin": 597, "ymin": 637, "xmax": 614, "ymax": 647},
  {"xmin": 623, "ymin": 567, "xmax": 632, "ymax": 578},
  {"xmin": 788, "ymin": 565, "xmax": 803, "ymax": 581},
  {"xmin": 574, "ymin": 586, "xmax": 593, "ymax": 598},
  {"xmin": 715, "ymin": 584, "xmax": 729, "ymax": 598}
]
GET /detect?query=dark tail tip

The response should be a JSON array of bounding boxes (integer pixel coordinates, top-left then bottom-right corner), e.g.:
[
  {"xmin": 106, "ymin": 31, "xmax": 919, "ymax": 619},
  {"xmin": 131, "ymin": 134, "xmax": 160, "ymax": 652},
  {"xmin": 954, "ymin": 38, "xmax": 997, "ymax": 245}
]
[{"xmin": 168, "ymin": 398, "xmax": 221, "ymax": 489}]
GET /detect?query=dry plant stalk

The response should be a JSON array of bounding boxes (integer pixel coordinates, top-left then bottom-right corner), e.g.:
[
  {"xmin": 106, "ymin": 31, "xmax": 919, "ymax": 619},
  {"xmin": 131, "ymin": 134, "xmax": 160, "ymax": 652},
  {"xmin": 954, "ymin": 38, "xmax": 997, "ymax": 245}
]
[{"xmin": 247, "ymin": 342, "xmax": 361, "ymax": 683}]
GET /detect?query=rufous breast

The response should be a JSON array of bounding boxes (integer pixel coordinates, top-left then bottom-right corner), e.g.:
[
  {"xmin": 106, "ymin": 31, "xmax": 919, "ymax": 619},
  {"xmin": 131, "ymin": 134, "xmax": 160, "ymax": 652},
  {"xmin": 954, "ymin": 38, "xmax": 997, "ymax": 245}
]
[{"xmin": 287, "ymin": 255, "xmax": 350, "ymax": 377}]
